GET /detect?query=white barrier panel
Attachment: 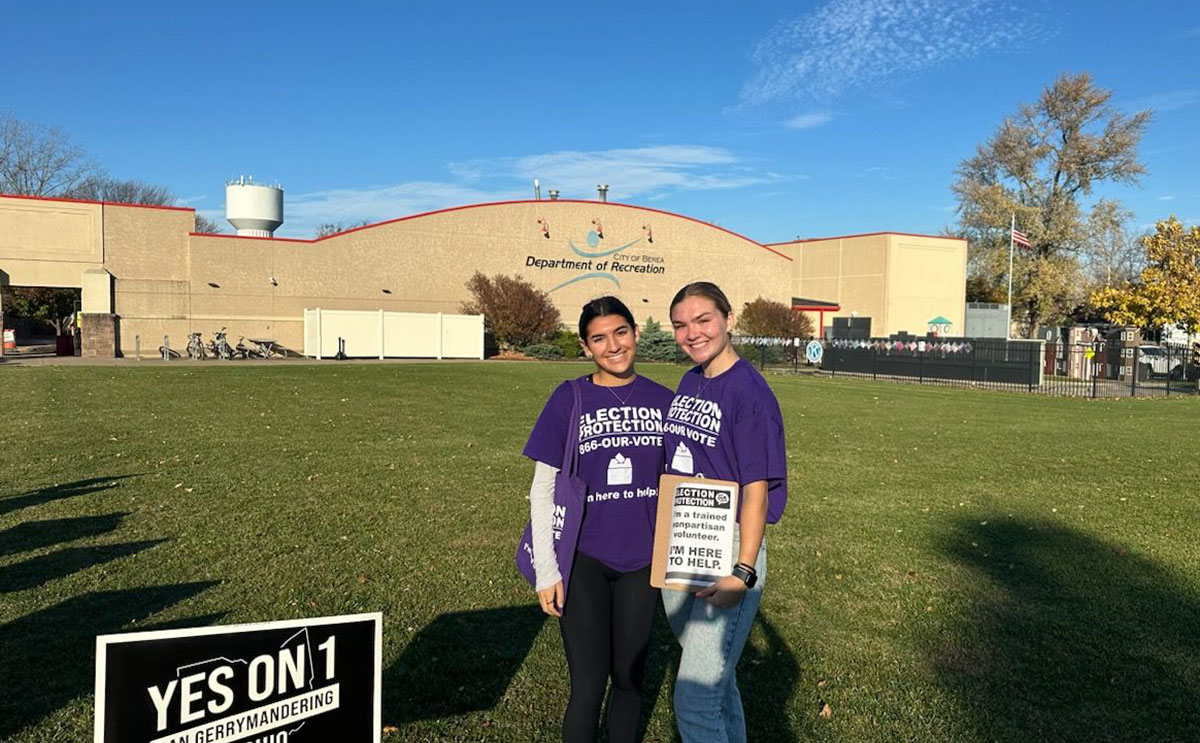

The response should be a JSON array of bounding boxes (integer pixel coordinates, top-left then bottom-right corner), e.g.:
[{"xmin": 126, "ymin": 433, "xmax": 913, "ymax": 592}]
[
  {"xmin": 303, "ymin": 309, "xmax": 484, "ymax": 359},
  {"xmin": 442, "ymin": 314, "xmax": 486, "ymax": 358}
]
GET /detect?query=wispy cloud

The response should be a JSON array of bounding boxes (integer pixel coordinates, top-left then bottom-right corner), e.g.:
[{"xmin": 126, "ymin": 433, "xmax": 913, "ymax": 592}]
[
  {"xmin": 741, "ymin": 0, "xmax": 1046, "ymax": 106},
  {"xmin": 273, "ymin": 145, "xmax": 785, "ymax": 237},
  {"xmin": 1122, "ymin": 89, "xmax": 1200, "ymax": 114},
  {"xmin": 482, "ymin": 145, "xmax": 775, "ymax": 200},
  {"xmin": 1158, "ymin": 195, "xmax": 1176, "ymax": 201},
  {"xmin": 861, "ymin": 166, "xmax": 899, "ymax": 181},
  {"xmin": 1180, "ymin": 26, "xmax": 1200, "ymax": 39},
  {"xmin": 783, "ymin": 112, "xmax": 836, "ymax": 129}
]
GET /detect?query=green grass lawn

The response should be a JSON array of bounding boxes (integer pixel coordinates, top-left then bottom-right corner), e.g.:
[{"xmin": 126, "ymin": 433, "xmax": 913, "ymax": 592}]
[{"xmin": 2, "ymin": 362, "xmax": 1199, "ymax": 742}]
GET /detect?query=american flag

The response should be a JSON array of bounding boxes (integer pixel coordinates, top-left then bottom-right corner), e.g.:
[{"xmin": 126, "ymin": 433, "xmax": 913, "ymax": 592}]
[{"xmin": 1011, "ymin": 227, "xmax": 1032, "ymax": 249}]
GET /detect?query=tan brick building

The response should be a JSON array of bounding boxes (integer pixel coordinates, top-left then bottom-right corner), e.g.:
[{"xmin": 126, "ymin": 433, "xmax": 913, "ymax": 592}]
[
  {"xmin": 0, "ymin": 193, "xmax": 966, "ymax": 356},
  {"xmin": 768, "ymin": 232, "xmax": 969, "ymax": 339}
]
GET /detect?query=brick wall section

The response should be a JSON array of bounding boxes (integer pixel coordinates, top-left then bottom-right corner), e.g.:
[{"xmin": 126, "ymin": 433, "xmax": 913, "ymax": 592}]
[{"xmin": 81, "ymin": 313, "xmax": 118, "ymax": 358}]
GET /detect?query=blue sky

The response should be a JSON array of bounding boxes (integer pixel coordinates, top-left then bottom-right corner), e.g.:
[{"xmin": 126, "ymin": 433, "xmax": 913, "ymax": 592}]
[{"xmin": 3, "ymin": 1, "xmax": 1197, "ymax": 240}]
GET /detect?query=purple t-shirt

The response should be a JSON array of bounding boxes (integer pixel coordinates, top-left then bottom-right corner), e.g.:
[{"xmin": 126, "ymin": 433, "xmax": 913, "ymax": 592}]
[
  {"xmin": 663, "ymin": 358, "xmax": 788, "ymax": 523},
  {"xmin": 523, "ymin": 375, "xmax": 675, "ymax": 572}
]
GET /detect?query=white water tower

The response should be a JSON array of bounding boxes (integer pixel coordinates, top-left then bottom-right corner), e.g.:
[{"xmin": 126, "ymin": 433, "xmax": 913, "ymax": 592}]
[{"xmin": 225, "ymin": 176, "xmax": 284, "ymax": 237}]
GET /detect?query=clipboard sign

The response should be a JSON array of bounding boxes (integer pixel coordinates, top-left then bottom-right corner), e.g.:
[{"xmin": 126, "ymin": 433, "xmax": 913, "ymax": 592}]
[{"xmin": 651, "ymin": 474, "xmax": 739, "ymax": 590}]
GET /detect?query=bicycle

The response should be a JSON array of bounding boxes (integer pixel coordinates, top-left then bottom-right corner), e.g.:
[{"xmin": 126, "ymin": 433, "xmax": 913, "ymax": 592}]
[
  {"xmin": 187, "ymin": 332, "xmax": 205, "ymax": 360},
  {"xmin": 208, "ymin": 327, "xmax": 233, "ymax": 361}
]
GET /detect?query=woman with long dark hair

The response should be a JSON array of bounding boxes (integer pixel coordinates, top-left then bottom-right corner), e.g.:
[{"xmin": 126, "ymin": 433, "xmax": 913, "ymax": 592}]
[
  {"xmin": 523, "ymin": 296, "xmax": 674, "ymax": 742},
  {"xmin": 662, "ymin": 281, "xmax": 789, "ymax": 742}
]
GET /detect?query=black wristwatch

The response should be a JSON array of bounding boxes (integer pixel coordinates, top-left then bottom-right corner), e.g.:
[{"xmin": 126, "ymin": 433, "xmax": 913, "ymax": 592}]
[{"xmin": 731, "ymin": 562, "xmax": 757, "ymax": 588}]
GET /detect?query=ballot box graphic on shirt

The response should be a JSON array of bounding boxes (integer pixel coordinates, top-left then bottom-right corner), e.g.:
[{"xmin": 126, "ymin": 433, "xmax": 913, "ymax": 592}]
[
  {"xmin": 606, "ymin": 453, "xmax": 633, "ymax": 485},
  {"xmin": 650, "ymin": 474, "xmax": 738, "ymax": 589},
  {"xmin": 671, "ymin": 442, "xmax": 694, "ymax": 474}
]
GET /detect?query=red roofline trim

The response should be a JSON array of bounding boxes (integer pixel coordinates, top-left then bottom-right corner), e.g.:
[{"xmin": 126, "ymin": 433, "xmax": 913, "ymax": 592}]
[
  {"xmin": 767, "ymin": 231, "xmax": 965, "ymax": 246},
  {"xmin": 0, "ymin": 191, "xmax": 195, "ymax": 213},
  {"xmin": 191, "ymin": 199, "xmax": 791, "ymax": 261}
]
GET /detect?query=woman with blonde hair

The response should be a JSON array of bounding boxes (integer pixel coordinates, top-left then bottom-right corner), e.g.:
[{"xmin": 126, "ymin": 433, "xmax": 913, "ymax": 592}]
[{"xmin": 662, "ymin": 281, "xmax": 789, "ymax": 742}]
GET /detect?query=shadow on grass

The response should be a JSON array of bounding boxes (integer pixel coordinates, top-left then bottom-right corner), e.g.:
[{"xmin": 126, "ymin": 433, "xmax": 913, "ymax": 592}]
[
  {"xmin": 384, "ymin": 602, "xmax": 802, "ymax": 739},
  {"xmin": 935, "ymin": 519, "xmax": 1200, "ymax": 743},
  {"xmin": 384, "ymin": 605, "xmax": 546, "ymax": 724},
  {"xmin": 0, "ymin": 512, "xmax": 130, "ymax": 557},
  {"xmin": 741, "ymin": 611, "xmax": 803, "ymax": 742},
  {"xmin": 0, "ymin": 539, "xmax": 168, "ymax": 592},
  {"xmin": 0, "ymin": 581, "xmax": 221, "ymax": 738},
  {"xmin": 0, "ymin": 475, "xmax": 138, "ymax": 518}
]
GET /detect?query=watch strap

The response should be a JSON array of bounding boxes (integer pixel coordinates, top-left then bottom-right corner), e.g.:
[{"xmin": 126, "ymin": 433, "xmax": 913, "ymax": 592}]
[{"xmin": 731, "ymin": 562, "xmax": 757, "ymax": 588}]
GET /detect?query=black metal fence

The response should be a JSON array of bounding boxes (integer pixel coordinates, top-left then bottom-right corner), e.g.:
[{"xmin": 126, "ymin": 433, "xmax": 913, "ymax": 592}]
[
  {"xmin": 1039, "ymin": 340, "xmax": 1198, "ymax": 398},
  {"xmin": 731, "ymin": 337, "xmax": 805, "ymax": 372},
  {"xmin": 735, "ymin": 336, "xmax": 1200, "ymax": 398},
  {"xmin": 822, "ymin": 337, "xmax": 1042, "ymax": 391}
]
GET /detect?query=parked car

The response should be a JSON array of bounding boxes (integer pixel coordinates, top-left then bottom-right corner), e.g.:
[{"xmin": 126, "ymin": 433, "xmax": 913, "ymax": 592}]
[{"xmin": 1137, "ymin": 345, "xmax": 1185, "ymax": 380}]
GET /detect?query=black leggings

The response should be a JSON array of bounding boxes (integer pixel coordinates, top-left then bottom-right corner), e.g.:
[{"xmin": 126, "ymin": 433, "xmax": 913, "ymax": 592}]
[{"xmin": 559, "ymin": 551, "xmax": 659, "ymax": 743}]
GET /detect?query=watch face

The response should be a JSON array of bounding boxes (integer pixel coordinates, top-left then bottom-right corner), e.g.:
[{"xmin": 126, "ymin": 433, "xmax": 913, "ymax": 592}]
[{"xmin": 733, "ymin": 565, "xmax": 756, "ymax": 588}]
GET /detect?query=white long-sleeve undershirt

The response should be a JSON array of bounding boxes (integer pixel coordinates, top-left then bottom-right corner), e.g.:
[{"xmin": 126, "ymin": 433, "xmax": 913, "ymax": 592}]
[{"xmin": 529, "ymin": 460, "xmax": 563, "ymax": 590}]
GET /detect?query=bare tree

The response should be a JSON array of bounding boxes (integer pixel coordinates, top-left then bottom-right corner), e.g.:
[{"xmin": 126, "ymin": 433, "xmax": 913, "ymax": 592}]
[
  {"xmin": 0, "ymin": 115, "xmax": 201, "ymax": 214},
  {"xmin": 1082, "ymin": 199, "xmax": 1142, "ymax": 288},
  {"xmin": 315, "ymin": 220, "xmax": 371, "ymax": 238},
  {"xmin": 0, "ymin": 113, "xmax": 100, "ymax": 196},
  {"xmin": 64, "ymin": 176, "xmax": 175, "ymax": 205},
  {"xmin": 952, "ymin": 73, "xmax": 1152, "ymax": 334},
  {"xmin": 61, "ymin": 174, "xmax": 224, "ymax": 233},
  {"xmin": 194, "ymin": 214, "xmax": 224, "ymax": 234}
]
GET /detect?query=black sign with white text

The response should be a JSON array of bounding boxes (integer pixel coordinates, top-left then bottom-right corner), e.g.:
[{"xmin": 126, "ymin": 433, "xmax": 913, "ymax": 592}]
[{"xmin": 94, "ymin": 613, "xmax": 381, "ymax": 743}]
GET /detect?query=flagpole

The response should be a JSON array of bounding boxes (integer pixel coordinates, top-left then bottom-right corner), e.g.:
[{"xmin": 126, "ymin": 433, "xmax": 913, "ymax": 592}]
[{"xmin": 1006, "ymin": 213, "xmax": 1015, "ymax": 340}]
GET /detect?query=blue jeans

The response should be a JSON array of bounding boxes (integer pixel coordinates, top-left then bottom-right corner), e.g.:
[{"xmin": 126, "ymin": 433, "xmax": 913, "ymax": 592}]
[{"xmin": 661, "ymin": 538, "xmax": 766, "ymax": 743}]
